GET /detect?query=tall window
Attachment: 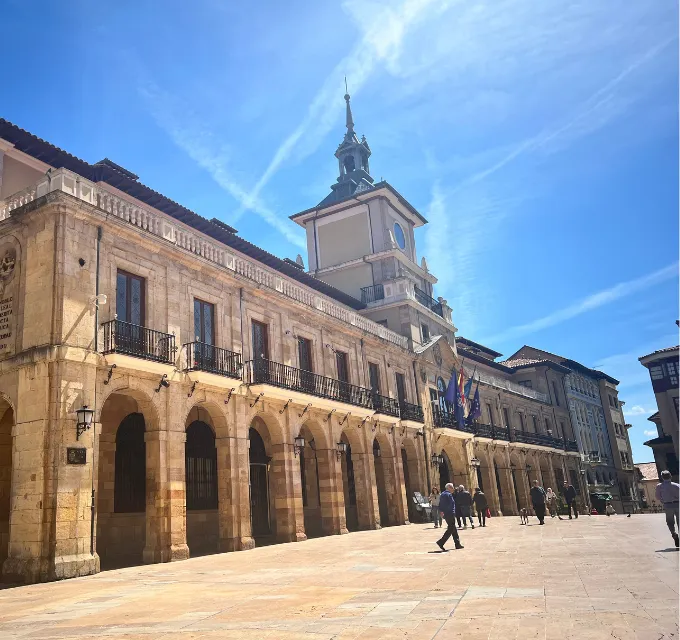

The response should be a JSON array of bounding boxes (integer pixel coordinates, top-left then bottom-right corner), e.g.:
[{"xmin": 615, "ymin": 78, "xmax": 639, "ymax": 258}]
[
  {"xmin": 395, "ymin": 372, "xmax": 407, "ymax": 405},
  {"xmin": 185, "ymin": 421, "xmax": 218, "ymax": 510},
  {"xmin": 368, "ymin": 363, "xmax": 381, "ymax": 393},
  {"xmin": 421, "ymin": 324, "xmax": 430, "ymax": 343},
  {"xmin": 116, "ymin": 270, "xmax": 145, "ymax": 325},
  {"xmin": 552, "ymin": 381, "xmax": 560, "ymax": 406},
  {"xmin": 297, "ymin": 337, "xmax": 313, "ymax": 372},
  {"xmin": 251, "ymin": 320, "xmax": 269, "ymax": 360},
  {"xmin": 545, "ymin": 418, "xmax": 551, "ymax": 434},
  {"xmin": 532, "ymin": 416, "xmax": 538, "ymax": 432},
  {"xmin": 667, "ymin": 361, "xmax": 678, "ymax": 386},
  {"xmin": 503, "ymin": 408, "xmax": 511, "ymax": 428},
  {"xmin": 336, "ymin": 351, "xmax": 349, "ymax": 383},
  {"xmin": 560, "ymin": 421, "xmax": 566, "ymax": 438},
  {"xmin": 436, "ymin": 377, "xmax": 448, "ymax": 413},
  {"xmin": 193, "ymin": 299, "xmax": 215, "ymax": 344},
  {"xmin": 518, "ymin": 412, "xmax": 526, "ymax": 432},
  {"xmin": 486, "ymin": 403, "xmax": 494, "ymax": 426}
]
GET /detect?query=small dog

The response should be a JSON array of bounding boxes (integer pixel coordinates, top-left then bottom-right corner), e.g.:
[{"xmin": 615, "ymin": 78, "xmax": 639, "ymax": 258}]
[{"xmin": 519, "ymin": 508, "xmax": 529, "ymax": 525}]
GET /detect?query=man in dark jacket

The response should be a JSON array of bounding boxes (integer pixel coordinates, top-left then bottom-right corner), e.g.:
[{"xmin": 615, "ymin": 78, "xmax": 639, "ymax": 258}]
[
  {"xmin": 473, "ymin": 488, "xmax": 488, "ymax": 527},
  {"xmin": 530, "ymin": 480, "xmax": 546, "ymax": 525},
  {"xmin": 562, "ymin": 481, "xmax": 578, "ymax": 519},
  {"xmin": 455, "ymin": 485, "xmax": 475, "ymax": 529},
  {"xmin": 436, "ymin": 483, "xmax": 464, "ymax": 551}
]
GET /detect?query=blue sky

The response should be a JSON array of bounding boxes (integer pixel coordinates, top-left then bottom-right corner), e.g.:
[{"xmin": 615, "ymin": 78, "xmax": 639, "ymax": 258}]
[{"xmin": 1, "ymin": 1, "xmax": 677, "ymax": 461}]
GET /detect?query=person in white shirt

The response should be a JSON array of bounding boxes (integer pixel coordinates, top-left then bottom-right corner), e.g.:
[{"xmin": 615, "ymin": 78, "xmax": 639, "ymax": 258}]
[
  {"xmin": 655, "ymin": 470, "xmax": 680, "ymax": 548},
  {"xmin": 429, "ymin": 487, "xmax": 441, "ymax": 528}
]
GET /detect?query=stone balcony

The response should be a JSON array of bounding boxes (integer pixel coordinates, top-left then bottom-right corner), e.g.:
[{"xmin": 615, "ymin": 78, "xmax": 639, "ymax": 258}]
[{"xmin": 360, "ymin": 277, "xmax": 453, "ymax": 325}]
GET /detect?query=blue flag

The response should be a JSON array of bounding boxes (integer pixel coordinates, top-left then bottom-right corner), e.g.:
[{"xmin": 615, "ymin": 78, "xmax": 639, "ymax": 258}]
[
  {"xmin": 470, "ymin": 383, "xmax": 482, "ymax": 421},
  {"xmin": 444, "ymin": 371, "xmax": 457, "ymax": 406}
]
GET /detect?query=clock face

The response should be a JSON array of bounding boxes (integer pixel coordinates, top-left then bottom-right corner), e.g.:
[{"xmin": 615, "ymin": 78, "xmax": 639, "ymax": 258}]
[{"xmin": 433, "ymin": 343, "xmax": 442, "ymax": 366}]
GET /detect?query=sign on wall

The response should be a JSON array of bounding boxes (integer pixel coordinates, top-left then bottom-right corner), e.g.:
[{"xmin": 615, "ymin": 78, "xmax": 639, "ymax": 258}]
[
  {"xmin": 0, "ymin": 241, "xmax": 17, "ymax": 358},
  {"xmin": 67, "ymin": 448, "xmax": 87, "ymax": 465}
]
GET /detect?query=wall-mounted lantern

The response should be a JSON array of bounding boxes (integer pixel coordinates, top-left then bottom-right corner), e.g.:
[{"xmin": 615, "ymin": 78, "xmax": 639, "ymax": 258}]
[{"xmin": 76, "ymin": 405, "xmax": 95, "ymax": 440}]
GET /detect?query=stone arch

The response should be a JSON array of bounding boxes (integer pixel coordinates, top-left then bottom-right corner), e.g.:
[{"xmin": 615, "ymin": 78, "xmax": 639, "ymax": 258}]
[
  {"xmin": 439, "ymin": 450, "xmax": 453, "ymax": 491},
  {"xmin": 400, "ymin": 437, "xmax": 423, "ymax": 522},
  {"xmin": 247, "ymin": 406, "xmax": 286, "ymax": 446},
  {"xmin": 372, "ymin": 437, "xmax": 390, "ymax": 526},
  {"xmin": 298, "ymin": 421, "xmax": 323, "ymax": 538},
  {"xmin": 97, "ymin": 390, "xmax": 154, "ymax": 570},
  {"xmin": 491, "ymin": 450, "xmax": 514, "ymax": 515},
  {"xmin": 0, "ymin": 395, "xmax": 15, "ymax": 570},
  {"xmin": 184, "ymin": 406, "xmax": 219, "ymax": 557},
  {"xmin": 509, "ymin": 451, "xmax": 529, "ymax": 511}
]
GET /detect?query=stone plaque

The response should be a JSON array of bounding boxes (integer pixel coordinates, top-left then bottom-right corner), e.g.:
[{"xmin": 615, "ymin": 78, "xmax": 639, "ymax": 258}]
[
  {"xmin": 67, "ymin": 447, "xmax": 87, "ymax": 465},
  {"xmin": 0, "ymin": 241, "xmax": 18, "ymax": 358}
]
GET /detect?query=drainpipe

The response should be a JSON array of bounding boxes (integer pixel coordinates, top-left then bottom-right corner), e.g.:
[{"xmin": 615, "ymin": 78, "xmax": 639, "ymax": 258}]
[{"xmin": 91, "ymin": 226, "xmax": 102, "ymax": 557}]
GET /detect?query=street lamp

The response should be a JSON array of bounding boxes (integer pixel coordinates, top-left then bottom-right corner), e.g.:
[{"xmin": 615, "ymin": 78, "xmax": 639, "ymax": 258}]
[
  {"xmin": 76, "ymin": 405, "xmax": 95, "ymax": 440},
  {"xmin": 336, "ymin": 441, "xmax": 348, "ymax": 460},
  {"xmin": 430, "ymin": 453, "xmax": 443, "ymax": 468},
  {"xmin": 293, "ymin": 435, "xmax": 305, "ymax": 457},
  {"xmin": 470, "ymin": 457, "xmax": 481, "ymax": 468}
]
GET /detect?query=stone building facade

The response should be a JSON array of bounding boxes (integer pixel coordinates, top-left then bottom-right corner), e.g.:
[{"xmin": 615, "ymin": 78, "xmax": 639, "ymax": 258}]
[
  {"xmin": 0, "ymin": 111, "xmax": 582, "ymax": 584},
  {"xmin": 639, "ymin": 345, "xmax": 679, "ymax": 482}
]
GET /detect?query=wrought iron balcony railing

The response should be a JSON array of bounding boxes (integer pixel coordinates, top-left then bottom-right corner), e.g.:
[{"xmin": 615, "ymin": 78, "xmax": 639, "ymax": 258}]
[
  {"xmin": 360, "ymin": 284, "xmax": 385, "ymax": 304},
  {"xmin": 431, "ymin": 405, "xmax": 475, "ymax": 434},
  {"xmin": 565, "ymin": 439, "xmax": 579, "ymax": 452},
  {"xmin": 414, "ymin": 286, "xmax": 443, "ymax": 317},
  {"xmin": 102, "ymin": 319, "xmax": 176, "ymax": 364},
  {"xmin": 244, "ymin": 359, "xmax": 374, "ymax": 410},
  {"xmin": 512, "ymin": 430, "xmax": 560, "ymax": 447},
  {"xmin": 183, "ymin": 342, "xmax": 242, "ymax": 379},
  {"xmin": 372, "ymin": 393, "xmax": 401, "ymax": 418},
  {"xmin": 399, "ymin": 401, "xmax": 424, "ymax": 423}
]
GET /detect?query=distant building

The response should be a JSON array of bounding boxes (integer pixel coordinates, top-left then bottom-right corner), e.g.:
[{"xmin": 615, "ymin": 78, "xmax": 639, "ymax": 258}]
[
  {"xmin": 508, "ymin": 346, "xmax": 635, "ymax": 513},
  {"xmin": 639, "ymin": 345, "xmax": 679, "ymax": 481},
  {"xmin": 635, "ymin": 462, "xmax": 661, "ymax": 510}
]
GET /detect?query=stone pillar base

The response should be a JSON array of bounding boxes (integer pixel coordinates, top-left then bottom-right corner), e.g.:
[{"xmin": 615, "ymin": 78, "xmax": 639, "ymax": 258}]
[
  {"xmin": 2, "ymin": 553, "xmax": 99, "ymax": 584},
  {"xmin": 143, "ymin": 543, "xmax": 190, "ymax": 564},
  {"xmin": 219, "ymin": 536, "xmax": 255, "ymax": 552},
  {"xmin": 277, "ymin": 532, "xmax": 307, "ymax": 543}
]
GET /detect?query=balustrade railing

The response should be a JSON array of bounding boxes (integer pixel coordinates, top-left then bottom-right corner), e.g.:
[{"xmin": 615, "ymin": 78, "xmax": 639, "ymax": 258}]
[
  {"xmin": 244, "ymin": 359, "xmax": 374, "ymax": 409},
  {"xmin": 372, "ymin": 393, "xmax": 400, "ymax": 418},
  {"xmin": 360, "ymin": 284, "xmax": 385, "ymax": 304},
  {"xmin": 414, "ymin": 286, "xmax": 443, "ymax": 317},
  {"xmin": 183, "ymin": 342, "xmax": 241, "ymax": 378},
  {"xmin": 399, "ymin": 401, "xmax": 424, "ymax": 423},
  {"xmin": 102, "ymin": 319, "xmax": 176, "ymax": 364}
]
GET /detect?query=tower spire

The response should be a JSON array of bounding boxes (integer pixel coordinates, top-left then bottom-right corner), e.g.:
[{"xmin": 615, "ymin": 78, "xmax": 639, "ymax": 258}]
[{"xmin": 344, "ymin": 77, "xmax": 355, "ymax": 138}]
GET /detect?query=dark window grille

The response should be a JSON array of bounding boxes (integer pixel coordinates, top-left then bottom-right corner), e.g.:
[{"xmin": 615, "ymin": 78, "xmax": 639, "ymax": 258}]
[
  {"xmin": 183, "ymin": 342, "xmax": 241, "ymax": 378},
  {"xmin": 252, "ymin": 320, "xmax": 269, "ymax": 360},
  {"xmin": 345, "ymin": 442, "xmax": 356, "ymax": 506},
  {"xmin": 360, "ymin": 284, "xmax": 385, "ymax": 304},
  {"xmin": 414, "ymin": 286, "xmax": 443, "ymax": 317},
  {"xmin": 336, "ymin": 351, "xmax": 349, "ymax": 383},
  {"xmin": 194, "ymin": 299, "xmax": 214, "ymax": 345},
  {"xmin": 102, "ymin": 319, "xmax": 175, "ymax": 364},
  {"xmin": 185, "ymin": 421, "xmax": 218, "ymax": 510},
  {"xmin": 114, "ymin": 413, "xmax": 146, "ymax": 513},
  {"xmin": 117, "ymin": 270, "xmax": 145, "ymax": 325}
]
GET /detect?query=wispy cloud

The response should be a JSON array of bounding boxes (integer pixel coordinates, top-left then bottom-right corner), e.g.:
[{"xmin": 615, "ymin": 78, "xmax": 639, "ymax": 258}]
[
  {"xmin": 481, "ymin": 263, "xmax": 678, "ymax": 344},
  {"xmin": 231, "ymin": 0, "xmax": 450, "ymax": 222},
  {"xmin": 139, "ymin": 82, "xmax": 307, "ymax": 249},
  {"xmin": 643, "ymin": 429, "xmax": 657, "ymax": 437},
  {"xmin": 626, "ymin": 405, "xmax": 654, "ymax": 417}
]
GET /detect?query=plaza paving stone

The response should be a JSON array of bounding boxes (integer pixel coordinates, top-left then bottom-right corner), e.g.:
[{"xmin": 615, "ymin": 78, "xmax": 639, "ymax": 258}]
[{"xmin": 0, "ymin": 513, "xmax": 677, "ymax": 639}]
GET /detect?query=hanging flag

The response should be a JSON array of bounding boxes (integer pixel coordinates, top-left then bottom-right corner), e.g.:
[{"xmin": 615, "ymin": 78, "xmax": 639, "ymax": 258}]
[
  {"xmin": 470, "ymin": 382, "xmax": 482, "ymax": 421},
  {"xmin": 464, "ymin": 366, "xmax": 477, "ymax": 399}
]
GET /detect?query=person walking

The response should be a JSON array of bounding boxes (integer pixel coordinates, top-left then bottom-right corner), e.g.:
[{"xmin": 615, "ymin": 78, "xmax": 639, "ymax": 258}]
[
  {"xmin": 430, "ymin": 487, "xmax": 442, "ymax": 528},
  {"xmin": 436, "ymin": 482, "xmax": 464, "ymax": 551},
  {"xmin": 456, "ymin": 485, "xmax": 475, "ymax": 529},
  {"xmin": 655, "ymin": 470, "xmax": 680, "ymax": 548},
  {"xmin": 473, "ymin": 487, "xmax": 488, "ymax": 527},
  {"xmin": 562, "ymin": 480, "xmax": 578, "ymax": 519},
  {"xmin": 530, "ymin": 480, "xmax": 547, "ymax": 525},
  {"xmin": 545, "ymin": 487, "xmax": 557, "ymax": 518}
]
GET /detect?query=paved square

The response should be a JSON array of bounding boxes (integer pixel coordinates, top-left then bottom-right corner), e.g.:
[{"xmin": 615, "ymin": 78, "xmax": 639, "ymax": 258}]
[{"xmin": 0, "ymin": 514, "xmax": 677, "ymax": 639}]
